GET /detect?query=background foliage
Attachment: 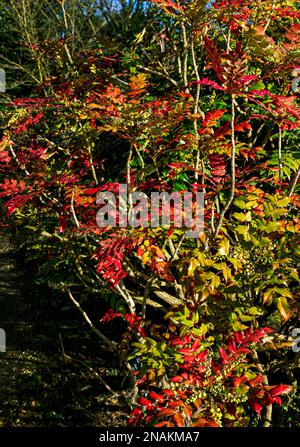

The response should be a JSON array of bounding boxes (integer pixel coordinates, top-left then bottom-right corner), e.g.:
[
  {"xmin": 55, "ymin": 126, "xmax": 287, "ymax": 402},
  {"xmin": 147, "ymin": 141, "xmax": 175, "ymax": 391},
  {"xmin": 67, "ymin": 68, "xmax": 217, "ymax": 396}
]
[{"xmin": 0, "ymin": 0, "xmax": 300, "ymax": 427}]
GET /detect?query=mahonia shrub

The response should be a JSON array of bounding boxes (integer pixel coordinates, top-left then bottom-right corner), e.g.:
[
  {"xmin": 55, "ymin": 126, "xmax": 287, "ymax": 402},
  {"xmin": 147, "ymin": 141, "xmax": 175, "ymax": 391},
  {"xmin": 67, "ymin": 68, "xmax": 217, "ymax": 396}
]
[
  {"xmin": 101, "ymin": 308, "xmax": 291, "ymax": 426},
  {"xmin": 0, "ymin": 0, "xmax": 299, "ymax": 426}
]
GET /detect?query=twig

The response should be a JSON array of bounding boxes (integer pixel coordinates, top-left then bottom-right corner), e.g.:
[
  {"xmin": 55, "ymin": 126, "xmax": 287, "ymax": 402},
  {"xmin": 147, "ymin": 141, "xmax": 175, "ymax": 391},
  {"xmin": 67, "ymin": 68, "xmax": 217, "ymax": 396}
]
[
  {"xmin": 71, "ymin": 190, "xmax": 80, "ymax": 228},
  {"xmin": 136, "ymin": 65, "xmax": 178, "ymax": 87},
  {"xmin": 142, "ymin": 278, "xmax": 155, "ymax": 319},
  {"xmin": 127, "ymin": 143, "xmax": 133, "ymax": 187},
  {"xmin": 252, "ymin": 122, "xmax": 266, "ymax": 146},
  {"xmin": 191, "ymin": 39, "xmax": 203, "ymax": 181},
  {"xmin": 134, "ymin": 143, "xmax": 145, "ymax": 180},
  {"xmin": 252, "ymin": 351, "xmax": 272, "ymax": 427},
  {"xmin": 278, "ymin": 125, "xmax": 283, "ymax": 180},
  {"xmin": 226, "ymin": 28, "xmax": 231, "ymax": 52},
  {"xmin": 181, "ymin": 22, "xmax": 189, "ymax": 93},
  {"xmin": 125, "ymin": 361, "xmax": 138, "ymax": 405},
  {"xmin": 58, "ymin": 333, "xmax": 119, "ymax": 396},
  {"xmin": 60, "ymin": 0, "xmax": 73, "ymax": 64},
  {"xmin": 288, "ymin": 166, "xmax": 300, "ymax": 197},
  {"xmin": 263, "ymin": 0, "xmax": 277, "ymax": 33},
  {"xmin": 9, "ymin": 143, "xmax": 30, "ymax": 175},
  {"xmin": 116, "ymin": 281, "xmax": 136, "ymax": 315},
  {"xmin": 168, "ymin": 239, "xmax": 176, "ymax": 256},
  {"xmin": 0, "ymin": 57, "xmax": 40, "ymax": 84},
  {"xmin": 171, "ymin": 233, "xmax": 185, "ymax": 261},
  {"xmin": 66, "ymin": 287, "xmax": 117, "ymax": 350},
  {"xmin": 212, "ymin": 94, "xmax": 236, "ymax": 240},
  {"xmin": 152, "ymin": 289, "xmax": 182, "ymax": 306},
  {"xmin": 211, "ymin": 198, "xmax": 216, "ymax": 233}
]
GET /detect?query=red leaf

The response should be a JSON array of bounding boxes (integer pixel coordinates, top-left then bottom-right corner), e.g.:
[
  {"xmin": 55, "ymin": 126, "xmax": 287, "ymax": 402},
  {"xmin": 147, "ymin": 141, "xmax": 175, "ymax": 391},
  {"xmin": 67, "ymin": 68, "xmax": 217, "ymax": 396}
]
[
  {"xmin": 249, "ymin": 375, "xmax": 264, "ymax": 387},
  {"xmin": 191, "ymin": 78, "xmax": 224, "ymax": 91},
  {"xmin": 83, "ymin": 187, "xmax": 101, "ymax": 194},
  {"xmin": 151, "ymin": 0, "xmax": 183, "ymax": 13},
  {"xmin": 157, "ymin": 408, "xmax": 177, "ymax": 417},
  {"xmin": 171, "ymin": 375, "xmax": 183, "ymax": 383},
  {"xmin": 240, "ymin": 75, "xmax": 258, "ymax": 85},
  {"xmin": 250, "ymin": 401, "xmax": 263, "ymax": 415},
  {"xmin": 268, "ymin": 385, "xmax": 292, "ymax": 397},
  {"xmin": 130, "ymin": 408, "xmax": 143, "ymax": 417},
  {"xmin": 169, "ymin": 399, "xmax": 185, "ymax": 408},
  {"xmin": 178, "ymin": 347, "xmax": 194, "ymax": 355},
  {"xmin": 173, "ymin": 412, "xmax": 185, "ymax": 427},
  {"xmin": 183, "ymin": 404, "xmax": 193, "ymax": 419},
  {"xmin": 235, "ymin": 121, "xmax": 252, "ymax": 132},
  {"xmin": 191, "ymin": 416, "xmax": 218, "ymax": 427},
  {"xmin": 233, "ymin": 375, "xmax": 248, "ymax": 387},
  {"xmin": 219, "ymin": 347, "xmax": 229, "ymax": 363},
  {"xmin": 163, "ymin": 389, "xmax": 175, "ymax": 397},
  {"xmin": 202, "ymin": 109, "xmax": 226, "ymax": 128},
  {"xmin": 155, "ymin": 421, "xmax": 175, "ymax": 427},
  {"xmin": 154, "ymin": 421, "xmax": 171, "ymax": 427},
  {"xmin": 148, "ymin": 391, "xmax": 165, "ymax": 403},
  {"xmin": 138, "ymin": 397, "xmax": 153, "ymax": 407}
]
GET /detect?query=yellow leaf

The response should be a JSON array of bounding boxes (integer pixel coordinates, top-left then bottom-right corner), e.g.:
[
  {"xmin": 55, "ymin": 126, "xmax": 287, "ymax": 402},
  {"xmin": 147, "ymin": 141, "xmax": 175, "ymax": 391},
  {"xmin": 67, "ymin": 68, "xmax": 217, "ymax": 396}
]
[
  {"xmin": 233, "ymin": 321, "xmax": 248, "ymax": 331},
  {"xmin": 188, "ymin": 258, "xmax": 199, "ymax": 277},
  {"xmin": 276, "ymin": 297, "xmax": 291, "ymax": 321},
  {"xmin": 129, "ymin": 73, "xmax": 148, "ymax": 96},
  {"xmin": 218, "ymin": 237, "xmax": 230, "ymax": 256},
  {"xmin": 262, "ymin": 288, "xmax": 274, "ymax": 304},
  {"xmin": 86, "ymin": 103, "xmax": 103, "ymax": 109}
]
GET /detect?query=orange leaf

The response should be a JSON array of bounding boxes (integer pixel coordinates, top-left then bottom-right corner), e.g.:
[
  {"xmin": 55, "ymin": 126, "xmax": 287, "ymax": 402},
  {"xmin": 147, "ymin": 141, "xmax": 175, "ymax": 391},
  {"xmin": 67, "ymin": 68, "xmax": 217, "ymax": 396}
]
[{"xmin": 173, "ymin": 412, "xmax": 185, "ymax": 427}]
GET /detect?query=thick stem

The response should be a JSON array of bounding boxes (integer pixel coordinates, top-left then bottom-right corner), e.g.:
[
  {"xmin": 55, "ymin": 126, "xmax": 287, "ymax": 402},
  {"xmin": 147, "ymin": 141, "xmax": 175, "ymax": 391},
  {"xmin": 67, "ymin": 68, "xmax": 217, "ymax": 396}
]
[
  {"xmin": 66, "ymin": 288, "xmax": 116, "ymax": 350},
  {"xmin": 212, "ymin": 94, "xmax": 236, "ymax": 240},
  {"xmin": 71, "ymin": 190, "xmax": 80, "ymax": 228},
  {"xmin": 263, "ymin": 0, "xmax": 277, "ymax": 33},
  {"xmin": 278, "ymin": 125, "xmax": 283, "ymax": 181},
  {"xmin": 116, "ymin": 281, "xmax": 136, "ymax": 315},
  {"xmin": 191, "ymin": 39, "xmax": 202, "ymax": 182},
  {"xmin": 288, "ymin": 167, "xmax": 300, "ymax": 197},
  {"xmin": 253, "ymin": 351, "xmax": 272, "ymax": 427},
  {"xmin": 181, "ymin": 22, "xmax": 189, "ymax": 93}
]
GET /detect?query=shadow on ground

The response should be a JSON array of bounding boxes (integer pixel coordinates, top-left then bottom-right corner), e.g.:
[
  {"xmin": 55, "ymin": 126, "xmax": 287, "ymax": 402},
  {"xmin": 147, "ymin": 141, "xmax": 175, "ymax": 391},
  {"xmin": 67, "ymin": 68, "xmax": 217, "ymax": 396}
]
[{"xmin": 0, "ymin": 232, "xmax": 128, "ymax": 426}]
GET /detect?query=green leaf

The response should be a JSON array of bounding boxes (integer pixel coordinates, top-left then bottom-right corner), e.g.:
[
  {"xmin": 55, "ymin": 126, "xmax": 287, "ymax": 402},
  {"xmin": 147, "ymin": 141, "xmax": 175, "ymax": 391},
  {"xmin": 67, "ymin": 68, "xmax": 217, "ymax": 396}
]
[
  {"xmin": 276, "ymin": 297, "xmax": 290, "ymax": 320},
  {"xmin": 234, "ymin": 199, "xmax": 246, "ymax": 209},
  {"xmin": 248, "ymin": 306, "xmax": 264, "ymax": 316},
  {"xmin": 265, "ymin": 221, "xmax": 279, "ymax": 233},
  {"xmin": 233, "ymin": 321, "xmax": 248, "ymax": 331},
  {"xmin": 272, "ymin": 208, "xmax": 287, "ymax": 218},
  {"xmin": 236, "ymin": 225, "xmax": 250, "ymax": 241},
  {"xmin": 274, "ymin": 287, "xmax": 293, "ymax": 299},
  {"xmin": 233, "ymin": 212, "xmax": 247, "ymax": 222},
  {"xmin": 218, "ymin": 237, "xmax": 230, "ymax": 256}
]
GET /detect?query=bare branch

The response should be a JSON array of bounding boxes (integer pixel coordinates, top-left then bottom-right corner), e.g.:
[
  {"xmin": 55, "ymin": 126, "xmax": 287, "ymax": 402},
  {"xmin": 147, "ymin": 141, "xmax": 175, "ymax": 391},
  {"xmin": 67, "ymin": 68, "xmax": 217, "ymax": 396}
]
[
  {"xmin": 181, "ymin": 21, "xmax": 189, "ymax": 93},
  {"xmin": 278, "ymin": 125, "xmax": 283, "ymax": 181},
  {"xmin": 212, "ymin": 94, "xmax": 236, "ymax": 240},
  {"xmin": 263, "ymin": 0, "xmax": 277, "ymax": 33},
  {"xmin": 252, "ymin": 351, "xmax": 272, "ymax": 427},
  {"xmin": 116, "ymin": 281, "xmax": 136, "ymax": 314},
  {"xmin": 71, "ymin": 190, "xmax": 80, "ymax": 228},
  {"xmin": 136, "ymin": 65, "xmax": 178, "ymax": 87},
  {"xmin": 288, "ymin": 166, "xmax": 300, "ymax": 197},
  {"xmin": 66, "ymin": 287, "xmax": 117, "ymax": 350}
]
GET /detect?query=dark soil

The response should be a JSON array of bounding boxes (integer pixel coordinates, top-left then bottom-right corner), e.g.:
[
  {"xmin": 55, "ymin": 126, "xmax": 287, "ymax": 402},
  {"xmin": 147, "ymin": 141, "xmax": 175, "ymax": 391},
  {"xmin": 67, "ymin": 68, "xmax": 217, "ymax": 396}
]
[{"xmin": 0, "ymin": 232, "xmax": 129, "ymax": 427}]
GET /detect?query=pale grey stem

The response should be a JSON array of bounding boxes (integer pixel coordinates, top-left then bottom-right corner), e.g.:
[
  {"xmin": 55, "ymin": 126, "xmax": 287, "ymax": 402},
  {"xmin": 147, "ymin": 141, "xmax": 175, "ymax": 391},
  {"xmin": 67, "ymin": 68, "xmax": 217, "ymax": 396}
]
[
  {"xmin": 263, "ymin": 0, "xmax": 277, "ymax": 33},
  {"xmin": 71, "ymin": 190, "xmax": 80, "ymax": 228},
  {"xmin": 66, "ymin": 288, "xmax": 116, "ymax": 350},
  {"xmin": 253, "ymin": 351, "xmax": 272, "ymax": 427},
  {"xmin": 212, "ymin": 94, "xmax": 236, "ymax": 240},
  {"xmin": 288, "ymin": 166, "xmax": 300, "ymax": 197},
  {"xmin": 278, "ymin": 125, "xmax": 283, "ymax": 181}
]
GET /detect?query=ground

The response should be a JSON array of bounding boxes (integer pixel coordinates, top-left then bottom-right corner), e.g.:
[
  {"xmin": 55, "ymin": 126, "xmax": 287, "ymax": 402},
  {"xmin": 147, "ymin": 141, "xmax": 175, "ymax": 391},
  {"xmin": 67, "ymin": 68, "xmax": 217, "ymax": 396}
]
[{"xmin": 0, "ymin": 231, "xmax": 128, "ymax": 427}]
